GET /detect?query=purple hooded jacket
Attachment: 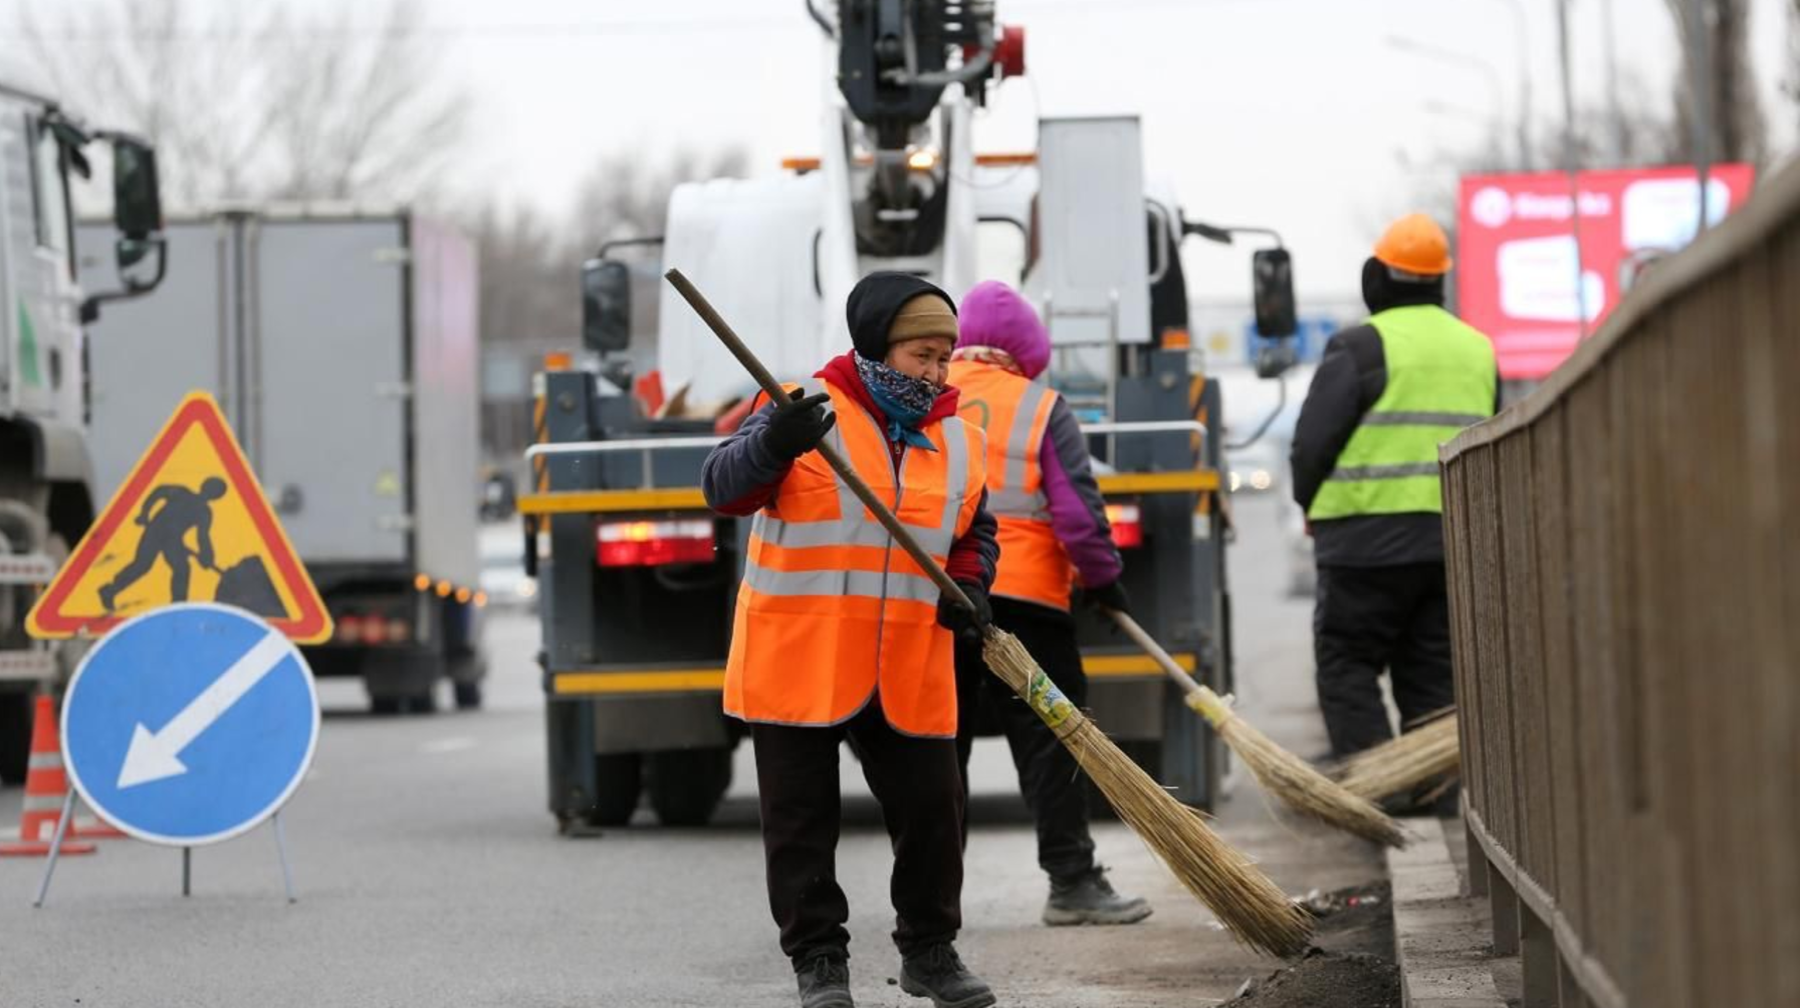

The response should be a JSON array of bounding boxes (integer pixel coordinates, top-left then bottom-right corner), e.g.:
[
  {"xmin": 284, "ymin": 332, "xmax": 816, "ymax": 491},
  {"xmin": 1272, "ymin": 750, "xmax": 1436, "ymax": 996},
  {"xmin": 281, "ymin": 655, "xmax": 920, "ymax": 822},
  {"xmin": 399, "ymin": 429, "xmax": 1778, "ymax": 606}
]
[{"xmin": 956, "ymin": 281, "xmax": 1123, "ymax": 592}]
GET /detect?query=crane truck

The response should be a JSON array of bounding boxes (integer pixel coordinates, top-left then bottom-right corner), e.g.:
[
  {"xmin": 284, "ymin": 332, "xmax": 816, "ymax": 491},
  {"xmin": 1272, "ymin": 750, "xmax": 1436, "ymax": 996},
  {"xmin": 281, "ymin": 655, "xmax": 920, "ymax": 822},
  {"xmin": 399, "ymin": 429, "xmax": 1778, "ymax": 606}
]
[
  {"xmin": 524, "ymin": 1, "xmax": 1297, "ymax": 830},
  {"xmin": 0, "ymin": 81, "xmax": 168, "ymax": 782}
]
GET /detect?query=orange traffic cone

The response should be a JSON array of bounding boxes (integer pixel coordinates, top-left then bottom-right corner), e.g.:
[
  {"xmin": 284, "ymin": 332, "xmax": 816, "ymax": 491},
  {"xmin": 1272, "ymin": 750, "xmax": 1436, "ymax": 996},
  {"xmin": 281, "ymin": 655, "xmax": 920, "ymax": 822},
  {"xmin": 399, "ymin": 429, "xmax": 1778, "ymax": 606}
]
[{"xmin": 0, "ymin": 695, "xmax": 98, "ymax": 857}]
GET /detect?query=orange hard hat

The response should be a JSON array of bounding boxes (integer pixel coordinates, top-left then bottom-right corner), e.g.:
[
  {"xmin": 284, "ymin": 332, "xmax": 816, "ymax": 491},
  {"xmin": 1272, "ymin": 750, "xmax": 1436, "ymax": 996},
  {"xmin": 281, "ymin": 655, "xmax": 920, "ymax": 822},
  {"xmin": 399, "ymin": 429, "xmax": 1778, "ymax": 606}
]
[{"xmin": 1373, "ymin": 213, "xmax": 1453, "ymax": 276}]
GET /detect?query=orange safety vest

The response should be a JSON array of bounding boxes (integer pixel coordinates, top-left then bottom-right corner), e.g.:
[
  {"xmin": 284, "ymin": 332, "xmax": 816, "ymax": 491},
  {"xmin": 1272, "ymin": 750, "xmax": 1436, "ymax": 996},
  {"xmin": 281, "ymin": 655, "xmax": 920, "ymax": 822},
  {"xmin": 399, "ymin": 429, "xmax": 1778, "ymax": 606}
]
[
  {"xmin": 948, "ymin": 359, "xmax": 1075, "ymax": 611},
  {"xmin": 724, "ymin": 380, "xmax": 987, "ymax": 738}
]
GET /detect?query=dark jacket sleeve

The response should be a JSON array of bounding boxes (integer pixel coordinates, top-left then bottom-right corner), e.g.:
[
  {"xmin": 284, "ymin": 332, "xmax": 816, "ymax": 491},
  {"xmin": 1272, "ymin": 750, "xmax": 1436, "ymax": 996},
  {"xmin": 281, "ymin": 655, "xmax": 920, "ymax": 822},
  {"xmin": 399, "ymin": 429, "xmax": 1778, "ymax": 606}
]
[
  {"xmin": 1039, "ymin": 397, "xmax": 1124, "ymax": 588},
  {"xmin": 944, "ymin": 489, "xmax": 999, "ymax": 590},
  {"xmin": 700, "ymin": 404, "xmax": 793, "ymax": 516},
  {"xmin": 1290, "ymin": 324, "xmax": 1385, "ymax": 511}
]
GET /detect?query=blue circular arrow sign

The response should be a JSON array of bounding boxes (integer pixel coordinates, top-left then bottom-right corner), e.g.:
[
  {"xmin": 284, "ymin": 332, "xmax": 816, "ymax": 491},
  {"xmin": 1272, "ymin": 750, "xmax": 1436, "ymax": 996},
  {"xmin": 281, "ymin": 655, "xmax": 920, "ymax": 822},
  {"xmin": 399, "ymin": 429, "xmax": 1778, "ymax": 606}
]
[{"xmin": 62, "ymin": 602, "xmax": 320, "ymax": 846}]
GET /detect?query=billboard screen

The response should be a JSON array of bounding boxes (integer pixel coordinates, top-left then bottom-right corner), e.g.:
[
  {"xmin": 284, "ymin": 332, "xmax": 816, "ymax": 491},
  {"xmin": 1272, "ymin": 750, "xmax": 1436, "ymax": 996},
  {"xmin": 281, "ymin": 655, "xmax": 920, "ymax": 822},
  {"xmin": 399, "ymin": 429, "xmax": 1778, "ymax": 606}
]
[{"xmin": 1457, "ymin": 164, "xmax": 1755, "ymax": 379}]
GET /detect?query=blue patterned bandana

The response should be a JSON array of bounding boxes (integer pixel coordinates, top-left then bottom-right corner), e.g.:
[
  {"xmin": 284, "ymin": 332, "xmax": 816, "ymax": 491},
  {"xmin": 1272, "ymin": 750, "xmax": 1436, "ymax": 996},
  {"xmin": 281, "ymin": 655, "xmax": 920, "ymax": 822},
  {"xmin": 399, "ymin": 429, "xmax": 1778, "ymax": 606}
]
[{"xmin": 853, "ymin": 354, "xmax": 939, "ymax": 450}]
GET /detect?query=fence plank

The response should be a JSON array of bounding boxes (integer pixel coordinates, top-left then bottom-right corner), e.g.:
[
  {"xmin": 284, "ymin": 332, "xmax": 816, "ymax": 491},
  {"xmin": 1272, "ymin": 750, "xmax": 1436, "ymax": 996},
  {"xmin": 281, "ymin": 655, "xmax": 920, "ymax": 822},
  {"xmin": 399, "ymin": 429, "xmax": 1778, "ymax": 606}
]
[{"xmin": 1440, "ymin": 159, "xmax": 1800, "ymax": 1007}]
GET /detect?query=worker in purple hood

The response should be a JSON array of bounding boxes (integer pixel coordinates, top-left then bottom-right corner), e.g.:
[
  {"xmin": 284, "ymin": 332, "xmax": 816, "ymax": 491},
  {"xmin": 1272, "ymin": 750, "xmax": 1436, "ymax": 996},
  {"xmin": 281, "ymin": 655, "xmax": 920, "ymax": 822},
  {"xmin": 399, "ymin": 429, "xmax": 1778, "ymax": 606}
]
[{"xmin": 947, "ymin": 280, "xmax": 1151, "ymax": 926}]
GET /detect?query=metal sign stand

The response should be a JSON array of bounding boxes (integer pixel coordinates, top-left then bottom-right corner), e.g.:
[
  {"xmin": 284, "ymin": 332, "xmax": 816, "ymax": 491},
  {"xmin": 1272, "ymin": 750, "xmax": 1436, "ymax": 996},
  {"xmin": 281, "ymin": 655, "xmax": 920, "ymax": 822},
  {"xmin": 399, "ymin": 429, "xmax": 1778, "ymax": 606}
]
[
  {"xmin": 31, "ymin": 790, "xmax": 77, "ymax": 908},
  {"xmin": 273, "ymin": 813, "xmax": 297, "ymax": 903},
  {"xmin": 32, "ymin": 793, "xmax": 300, "ymax": 908}
]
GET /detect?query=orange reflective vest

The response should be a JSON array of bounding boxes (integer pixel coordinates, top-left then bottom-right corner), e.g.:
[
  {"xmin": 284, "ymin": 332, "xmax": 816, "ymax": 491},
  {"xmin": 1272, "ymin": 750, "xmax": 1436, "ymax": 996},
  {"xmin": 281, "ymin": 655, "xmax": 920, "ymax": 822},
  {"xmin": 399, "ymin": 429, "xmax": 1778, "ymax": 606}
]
[
  {"xmin": 724, "ymin": 380, "xmax": 988, "ymax": 737},
  {"xmin": 948, "ymin": 359, "xmax": 1074, "ymax": 611}
]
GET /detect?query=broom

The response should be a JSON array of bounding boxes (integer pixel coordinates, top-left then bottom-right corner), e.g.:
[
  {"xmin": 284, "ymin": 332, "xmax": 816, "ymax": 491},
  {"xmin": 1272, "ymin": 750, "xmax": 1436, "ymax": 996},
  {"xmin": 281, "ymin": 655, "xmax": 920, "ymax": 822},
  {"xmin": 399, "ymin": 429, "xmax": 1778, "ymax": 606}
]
[
  {"xmin": 1334, "ymin": 711, "xmax": 1460, "ymax": 804},
  {"xmin": 1104, "ymin": 610, "xmax": 1405, "ymax": 848},
  {"xmin": 666, "ymin": 269, "xmax": 1313, "ymax": 959}
]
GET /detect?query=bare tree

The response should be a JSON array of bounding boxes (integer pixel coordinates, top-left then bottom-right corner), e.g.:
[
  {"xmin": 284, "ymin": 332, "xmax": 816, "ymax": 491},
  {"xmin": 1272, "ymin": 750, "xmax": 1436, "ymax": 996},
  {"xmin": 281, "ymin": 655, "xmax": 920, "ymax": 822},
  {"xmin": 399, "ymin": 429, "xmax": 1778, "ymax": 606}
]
[
  {"xmin": 470, "ymin": 144, "xmax": 749, "ymax": 351},
  {"xmin": 1787, "ymin": 0, "xmax": 1800, "ymax": 123},
  {"xmin": 571, "ymin": 146, "xmax": 751, "ymax": 252},
  {"xmin": 18, "ymin": 0, "xmax": 468, "ymax": 208},
  {"xmin": 1663, "ymin": 0, "xmax": 1767, "ymax": 165}
]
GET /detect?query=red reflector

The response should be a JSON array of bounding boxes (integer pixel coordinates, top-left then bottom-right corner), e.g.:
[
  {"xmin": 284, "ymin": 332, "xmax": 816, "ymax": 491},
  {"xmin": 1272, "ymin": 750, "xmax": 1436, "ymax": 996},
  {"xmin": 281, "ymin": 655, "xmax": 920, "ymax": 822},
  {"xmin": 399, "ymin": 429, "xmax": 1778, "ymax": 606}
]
[
  {"xmin": 596, "ymin": 519, "xmax": 716, "ymax": 567},
  {"xmin": 1106, "ymin": 503, "xmax": 1143, "ymax": 549},
  {"xmin": 337, "ymin": 615, "xmax": 364, "ymax": 644}
]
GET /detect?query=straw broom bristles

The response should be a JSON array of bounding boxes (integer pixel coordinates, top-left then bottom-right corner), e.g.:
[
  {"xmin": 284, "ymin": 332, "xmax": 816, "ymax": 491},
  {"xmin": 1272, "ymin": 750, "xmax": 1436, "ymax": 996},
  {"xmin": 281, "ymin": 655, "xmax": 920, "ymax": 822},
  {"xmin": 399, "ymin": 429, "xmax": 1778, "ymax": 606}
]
[
  {"xmin": 1104, "ymin": 610, "xmax": 1405, "ymax": 848},
  {"xmin": 1183, "ymin": 687, "xmax": 1407, "ymax": 848},
  {"xmin": 1335, "ymin": 713, "xmax": 1461, "ymax": 803},
  {"xmin": 981, "ymin": 629, "xmax": 1314, "ymax": 959}
]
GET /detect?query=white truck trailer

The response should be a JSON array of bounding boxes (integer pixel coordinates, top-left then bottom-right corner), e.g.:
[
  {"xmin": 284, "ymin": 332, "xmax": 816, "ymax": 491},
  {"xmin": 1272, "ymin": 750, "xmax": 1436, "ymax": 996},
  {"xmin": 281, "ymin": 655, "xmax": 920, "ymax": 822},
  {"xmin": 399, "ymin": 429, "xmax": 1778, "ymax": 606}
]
[{"xmin": 76, "ymin": 209, "xmax": 487, "ymax": 714}]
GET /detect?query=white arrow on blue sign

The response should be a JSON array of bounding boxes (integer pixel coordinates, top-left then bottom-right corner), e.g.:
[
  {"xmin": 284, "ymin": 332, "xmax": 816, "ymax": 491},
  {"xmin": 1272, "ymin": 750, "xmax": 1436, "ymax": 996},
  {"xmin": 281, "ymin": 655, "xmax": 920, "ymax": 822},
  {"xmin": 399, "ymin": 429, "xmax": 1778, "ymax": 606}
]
[{"xmin": 61, "ymin": 602, "xmax": 320, "ymax": 846}]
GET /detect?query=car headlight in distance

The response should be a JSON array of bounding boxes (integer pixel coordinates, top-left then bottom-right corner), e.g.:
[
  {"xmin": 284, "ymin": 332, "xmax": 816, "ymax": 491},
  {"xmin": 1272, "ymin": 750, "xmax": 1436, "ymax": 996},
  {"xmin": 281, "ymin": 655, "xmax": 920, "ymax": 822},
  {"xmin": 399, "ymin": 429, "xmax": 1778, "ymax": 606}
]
[{"xmin": 1249, "ymin": 469, "xmax": 1272, "ymax": 491}]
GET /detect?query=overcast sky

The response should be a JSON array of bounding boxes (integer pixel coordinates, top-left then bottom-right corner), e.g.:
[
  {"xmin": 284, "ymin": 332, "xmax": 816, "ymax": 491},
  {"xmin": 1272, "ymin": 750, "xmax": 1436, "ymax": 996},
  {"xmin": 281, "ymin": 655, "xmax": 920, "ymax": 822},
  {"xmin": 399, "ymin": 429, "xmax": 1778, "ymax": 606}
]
[{"xmin": 4, "ymin": 0, "xmax": 1795, "ymax": 303}]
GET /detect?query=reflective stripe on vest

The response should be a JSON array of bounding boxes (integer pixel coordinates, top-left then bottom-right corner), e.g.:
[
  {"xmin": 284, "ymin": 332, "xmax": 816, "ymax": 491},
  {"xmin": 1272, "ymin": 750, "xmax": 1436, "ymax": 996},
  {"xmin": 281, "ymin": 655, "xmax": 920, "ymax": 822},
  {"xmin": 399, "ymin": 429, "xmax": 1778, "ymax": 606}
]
[
  {"xmin": 725, "ymin": 379, "xmax": 986, "ymax": 737},
  {"xmin": 1307, "ymin": 305, "xmax": 1498, "ymax": 520},
  {"xmin": 949, "ymin": 359, "xmax": 1074, "ymax": 611}
]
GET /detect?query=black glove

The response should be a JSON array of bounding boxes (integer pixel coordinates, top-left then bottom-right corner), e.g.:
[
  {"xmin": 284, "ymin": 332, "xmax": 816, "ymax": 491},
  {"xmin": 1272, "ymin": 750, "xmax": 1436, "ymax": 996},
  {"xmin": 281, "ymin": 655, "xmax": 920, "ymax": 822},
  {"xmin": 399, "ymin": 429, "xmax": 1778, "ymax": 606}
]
[
  {"xmin": 760, "ymin": 390, "xmax": 835, "ymax": 461},
  {"xmin": 936, "ymin": 581, "xmax": 992, "ymax": 644},
  {"xmin": 1084, "ymin": 579, "xmax": 1131, "ymax": 616}
]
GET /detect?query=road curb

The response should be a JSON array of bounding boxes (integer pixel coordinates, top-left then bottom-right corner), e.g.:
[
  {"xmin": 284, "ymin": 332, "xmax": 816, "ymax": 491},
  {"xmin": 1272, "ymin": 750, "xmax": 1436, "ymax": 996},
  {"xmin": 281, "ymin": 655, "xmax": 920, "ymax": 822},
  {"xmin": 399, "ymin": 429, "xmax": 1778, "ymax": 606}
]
[{"xmin": 1386, "ymin": 816, "xmax": 1506, "ymax": 1008}]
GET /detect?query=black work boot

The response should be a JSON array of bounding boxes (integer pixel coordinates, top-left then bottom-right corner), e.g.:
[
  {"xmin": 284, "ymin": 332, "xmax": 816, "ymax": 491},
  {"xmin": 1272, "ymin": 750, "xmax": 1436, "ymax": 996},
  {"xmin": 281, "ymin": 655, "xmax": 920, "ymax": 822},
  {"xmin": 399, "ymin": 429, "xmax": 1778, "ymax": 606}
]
[
  {"xmin": 898, "ymin": 943, "xmax": 996, "ymax": 1008},
  {"xmin": 794, "ymin": 952, "xmax": 854, "ymax": 1008},
  {"xmin": 1043, "ymin": 865, "xmax": 1153, "ymax": 926}
]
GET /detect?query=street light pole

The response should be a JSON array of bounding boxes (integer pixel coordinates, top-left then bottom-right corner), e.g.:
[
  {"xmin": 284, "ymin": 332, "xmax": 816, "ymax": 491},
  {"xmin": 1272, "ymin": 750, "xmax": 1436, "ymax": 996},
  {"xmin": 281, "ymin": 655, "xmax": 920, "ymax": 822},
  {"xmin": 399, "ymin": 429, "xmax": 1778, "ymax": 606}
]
[
  {"xmin": 1685, "ymin": 0, "xmax": 1714, "ymax": 235},
  {"xmin": 1600, "ymin": 0, "xmax": 1627, "ymax": 160},
  {"xmin": 1555, "ymin": 0, "xmax": 1588, "ymax": 339}
]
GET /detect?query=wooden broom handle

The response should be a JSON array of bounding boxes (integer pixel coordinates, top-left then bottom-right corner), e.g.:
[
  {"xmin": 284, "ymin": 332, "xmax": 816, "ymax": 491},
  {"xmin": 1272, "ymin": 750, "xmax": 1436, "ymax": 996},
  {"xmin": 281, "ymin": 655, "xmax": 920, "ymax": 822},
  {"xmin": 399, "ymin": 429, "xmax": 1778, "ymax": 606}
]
[
  {"xmin": 1105, "ymin": 608, "xmax": 1208, "ymax": 701},
  {"xmin": 664, "ymin": 268, "xmax": 975, "ymax": 613}
]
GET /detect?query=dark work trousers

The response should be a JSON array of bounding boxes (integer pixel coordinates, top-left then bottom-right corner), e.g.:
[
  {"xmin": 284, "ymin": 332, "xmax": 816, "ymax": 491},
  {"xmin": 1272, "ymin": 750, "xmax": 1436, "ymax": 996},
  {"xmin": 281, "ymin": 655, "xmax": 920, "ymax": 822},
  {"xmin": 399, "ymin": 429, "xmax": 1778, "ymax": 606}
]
[
  {"xmin": 750, "ymin": 700, "xmax": 964, "ymax": 967},
  {"xmin": 953, "ymin": 597, "xmax": 1097, "ymax": 882},
  {"xmin": 1313, "ymin": 561, "xmax": 1457, "ymax": 758}
]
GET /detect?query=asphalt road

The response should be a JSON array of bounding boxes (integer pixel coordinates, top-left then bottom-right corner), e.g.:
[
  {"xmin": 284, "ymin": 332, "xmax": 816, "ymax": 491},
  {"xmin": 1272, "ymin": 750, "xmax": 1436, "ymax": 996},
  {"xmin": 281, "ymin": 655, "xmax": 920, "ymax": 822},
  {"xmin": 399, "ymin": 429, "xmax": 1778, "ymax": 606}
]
[{"xmin": 0, "ymin": 494, "xmax": 1383, "ymax": 1007}]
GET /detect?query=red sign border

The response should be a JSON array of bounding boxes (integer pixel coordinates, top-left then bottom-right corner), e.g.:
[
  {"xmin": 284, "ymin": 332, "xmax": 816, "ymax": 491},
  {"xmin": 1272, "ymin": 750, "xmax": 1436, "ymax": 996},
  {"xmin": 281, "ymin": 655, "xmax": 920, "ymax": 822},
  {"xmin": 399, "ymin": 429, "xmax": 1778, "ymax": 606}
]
[{"xmin": 27, "ymin": 393, "xmax": 331, "ymax": 643}]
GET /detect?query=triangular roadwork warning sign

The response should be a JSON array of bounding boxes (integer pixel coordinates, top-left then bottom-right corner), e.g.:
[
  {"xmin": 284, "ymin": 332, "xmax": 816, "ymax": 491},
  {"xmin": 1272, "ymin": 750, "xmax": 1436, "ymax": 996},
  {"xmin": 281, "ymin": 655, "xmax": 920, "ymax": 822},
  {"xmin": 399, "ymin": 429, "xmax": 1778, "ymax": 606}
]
[{"xmin": 27, "ymin": 392, "xmax": 333, "ymax": 644}]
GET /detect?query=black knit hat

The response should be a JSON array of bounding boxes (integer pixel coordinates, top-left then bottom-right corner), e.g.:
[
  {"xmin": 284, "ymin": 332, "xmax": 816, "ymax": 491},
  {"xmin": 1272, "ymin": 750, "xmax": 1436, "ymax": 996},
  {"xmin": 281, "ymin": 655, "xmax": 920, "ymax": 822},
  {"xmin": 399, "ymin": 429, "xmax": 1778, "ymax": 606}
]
[{"xmin": 845, "ymin": 272, "xmax": 958, "ymax": 361}]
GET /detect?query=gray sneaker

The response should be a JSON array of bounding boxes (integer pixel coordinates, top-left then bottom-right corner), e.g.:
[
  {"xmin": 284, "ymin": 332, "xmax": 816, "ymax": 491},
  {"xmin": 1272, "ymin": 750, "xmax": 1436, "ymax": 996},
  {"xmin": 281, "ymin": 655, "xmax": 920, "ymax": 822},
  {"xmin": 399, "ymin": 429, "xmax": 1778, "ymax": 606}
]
[
  {"xmin": 795, "ymin": 953, "xmax": 854, "ymax": 1008},
  {"xmin": 1043, "ymin": 866, "xmax": 1153, "ymax": 926}
]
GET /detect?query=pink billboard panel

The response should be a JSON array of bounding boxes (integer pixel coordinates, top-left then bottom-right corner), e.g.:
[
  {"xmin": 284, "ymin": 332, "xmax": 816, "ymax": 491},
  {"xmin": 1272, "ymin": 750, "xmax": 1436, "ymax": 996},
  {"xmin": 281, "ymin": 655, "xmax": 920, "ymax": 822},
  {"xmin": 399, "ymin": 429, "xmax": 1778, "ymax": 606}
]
[{"xmin": 1457, "ymin": 165, "xmax": 1755, "ymax": 380}]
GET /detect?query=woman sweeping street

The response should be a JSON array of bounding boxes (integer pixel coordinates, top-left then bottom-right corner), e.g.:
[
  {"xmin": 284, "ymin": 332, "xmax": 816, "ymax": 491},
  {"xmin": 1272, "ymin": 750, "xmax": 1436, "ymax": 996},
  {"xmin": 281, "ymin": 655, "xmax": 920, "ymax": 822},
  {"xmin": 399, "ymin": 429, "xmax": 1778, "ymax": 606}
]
[
  {"xmin": 701, "ymin": 271, "xmax": 1001, "ymax": 1008},
  {"xmin": 947, "ymin": 280, "xmax": 1152, "ymax": 927}
]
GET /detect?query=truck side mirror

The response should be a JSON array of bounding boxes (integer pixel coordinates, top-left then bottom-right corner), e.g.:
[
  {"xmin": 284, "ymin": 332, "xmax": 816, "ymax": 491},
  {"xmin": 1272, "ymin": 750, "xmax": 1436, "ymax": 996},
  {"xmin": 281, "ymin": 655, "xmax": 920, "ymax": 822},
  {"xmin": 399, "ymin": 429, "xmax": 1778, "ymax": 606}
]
[
  {"xmin": 1254, "ymin": 340, "xmax": 1298, "ymax": 380},
  {"xmin": 111, "ymin": 134, "xmax": 162, "ymax": 238},
  {"xmin": 81, "ymin": 133, "xmax": 168, "ymax": 322},
  {"xmin": 581, "ymin": 259, "xmax": 631, "ymax": 354},
  {"xmin": 1252, "ymin": 248, "xmax": 1297, "ymax": 339}
]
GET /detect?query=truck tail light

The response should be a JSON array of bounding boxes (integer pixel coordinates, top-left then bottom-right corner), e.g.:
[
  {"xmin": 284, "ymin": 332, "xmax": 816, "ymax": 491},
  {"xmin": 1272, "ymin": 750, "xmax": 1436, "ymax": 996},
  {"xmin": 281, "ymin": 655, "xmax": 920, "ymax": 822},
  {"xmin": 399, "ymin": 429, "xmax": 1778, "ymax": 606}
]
[
  {"xmin": 333, "ymin": 611, "xmax": 410, "ymax": 645},
  {"xmin": 596, "ymin": 518, "xmax": 715, "ymax": 567},
  {"xmin": 1106, "ymin": 503, "xmax": 1143, "ymax": 549}
]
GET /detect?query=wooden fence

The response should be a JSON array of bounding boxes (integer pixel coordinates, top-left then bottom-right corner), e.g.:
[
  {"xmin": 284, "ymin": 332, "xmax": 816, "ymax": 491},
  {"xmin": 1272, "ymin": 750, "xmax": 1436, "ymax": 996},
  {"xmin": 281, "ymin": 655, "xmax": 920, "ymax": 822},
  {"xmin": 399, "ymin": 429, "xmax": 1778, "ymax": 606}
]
[{"xmin": 1441, "ymin": 158, "xmax": 1800, "ymax": 1008}]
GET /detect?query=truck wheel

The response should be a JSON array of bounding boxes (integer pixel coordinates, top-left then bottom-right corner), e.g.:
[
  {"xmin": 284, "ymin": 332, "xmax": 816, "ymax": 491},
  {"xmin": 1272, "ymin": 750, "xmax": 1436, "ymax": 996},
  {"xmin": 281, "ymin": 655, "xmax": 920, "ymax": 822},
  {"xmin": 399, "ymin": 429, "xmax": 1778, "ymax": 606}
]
[
  {"xmin": 0, "ymin": 692, "xmax": 30, "ymax": 785},
  {"xmin": 364, "ymin": 652, "xmax": 440, "ymax": 715},
  {"xmin": 646, "ymin": 747, "xmax": 734, "ymax": 827},
  {"xmin": 400, "ymin": 690, "xmax": 438, "ymax": 715},
  {"xmin": 587, "ymin": 753, "xmax": 643, "ymax": 827},
  {"xmin": 452, "ymin": 680, "xmax": 482, "ymax": 710}
]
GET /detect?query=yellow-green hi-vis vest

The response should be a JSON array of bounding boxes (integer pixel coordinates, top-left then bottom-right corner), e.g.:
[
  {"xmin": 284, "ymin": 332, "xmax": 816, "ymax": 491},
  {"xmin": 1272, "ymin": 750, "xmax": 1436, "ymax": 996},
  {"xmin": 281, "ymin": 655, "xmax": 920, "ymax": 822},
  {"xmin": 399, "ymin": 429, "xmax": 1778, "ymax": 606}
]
[{"xmin": 1307, "ymin": 305, "xmax": 1497, "ymax": 520}]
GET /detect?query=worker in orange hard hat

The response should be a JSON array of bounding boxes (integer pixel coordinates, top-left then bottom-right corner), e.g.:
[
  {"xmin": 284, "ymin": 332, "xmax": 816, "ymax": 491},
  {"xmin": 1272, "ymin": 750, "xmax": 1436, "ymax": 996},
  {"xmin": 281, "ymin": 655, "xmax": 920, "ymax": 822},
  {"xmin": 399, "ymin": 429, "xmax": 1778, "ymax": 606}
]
[{"xmin": 1289, "ymin": 213, "xmax": 1498, "ymax": 813}]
